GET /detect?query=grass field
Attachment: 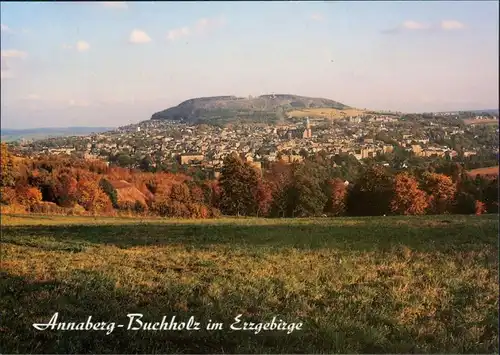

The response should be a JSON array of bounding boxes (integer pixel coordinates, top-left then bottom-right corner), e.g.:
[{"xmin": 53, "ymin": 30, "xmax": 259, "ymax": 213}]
[
  {"xmin": 1, "ymin": 214, "xmax": 498, "ymax": 353},
  {"xmin": 287, "ymin": 107, "xmax": 366, "ymax": 119},
  {"xmin": 463, "ymin": 118, "xmax": 499, "ymax": 126},
  {"xmin": 467, "ymin": 166, "xmax": 499, "ymax": 178}
]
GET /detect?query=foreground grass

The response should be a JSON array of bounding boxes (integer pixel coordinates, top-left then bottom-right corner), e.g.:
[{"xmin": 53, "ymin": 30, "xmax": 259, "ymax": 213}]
[{"xmin": 1, "ymin": 214, "xmax": 498, "ymax": 353}]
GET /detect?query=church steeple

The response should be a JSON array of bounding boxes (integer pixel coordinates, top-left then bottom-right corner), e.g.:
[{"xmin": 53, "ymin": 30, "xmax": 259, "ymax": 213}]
[{"xmin": 302, "ymin": 117, "xmax": 312, "ymax": 139}]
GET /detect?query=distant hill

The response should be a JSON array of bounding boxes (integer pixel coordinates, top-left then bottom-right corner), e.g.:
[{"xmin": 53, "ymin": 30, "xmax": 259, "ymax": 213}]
[
  {"xmin": 150, "ymin": 94, "xmax": 350, "ymax": 124},
  {"xmin": 0, "ymin": 127, "xmax": 114, "ymax": 142}
]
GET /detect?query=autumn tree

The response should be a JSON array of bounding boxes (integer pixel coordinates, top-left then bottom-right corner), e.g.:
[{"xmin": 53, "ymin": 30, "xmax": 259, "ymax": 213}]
[
  {"xmin": 170, "ymin": 183, "xmax": 191, "ymax": 203},
  {"xmin": 17, "ymin": 186, "xmax": 43, "ymax": 209},
  {"xmin": 267, "ymin": 160, "xmax": 293, "ymax": 218},
  {"xmin": 325, "ymin": 178, "xmax": 348, "ymax": 216},
  {"xmin": 55, "ymin": 174, "xmax": 78, "ymax": 207},
  {"xmin": 190, "ymin": 185, "xmax": 205, "ymax": 203},
  {"xmin": 0, "ymin": 143, "xmax": 15, "ymax": 188},
  {"xmin": 256, "ymin": 180, "xmax": 273, "ymax": 217},
  {"xmin": 421, "ymin": 172, "xmax": 456, "ymax": 214},
  {"xmin": 76, "ymin": 177, "xmax": 112, "ymax": 213},
  {"xmin": 475, "ymin": 200, "xmax": 486, "ymax": 215},
  {"xmin": 390, "ymin": 172, "xmax": 428, "ymax": 215}
]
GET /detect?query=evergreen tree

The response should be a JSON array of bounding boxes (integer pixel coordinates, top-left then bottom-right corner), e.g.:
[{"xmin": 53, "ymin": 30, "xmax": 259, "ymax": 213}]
[
  {"xmin": 219, "ymin": 153, "xmax": 260, "ymax": 216},
  {"xmin": 99, "ymin": 178, "xmax": 119, "ymax": 208}
]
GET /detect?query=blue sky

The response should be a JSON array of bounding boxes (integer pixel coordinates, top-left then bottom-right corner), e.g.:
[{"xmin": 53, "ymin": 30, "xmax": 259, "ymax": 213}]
[{"xmin": 1, "ymin": 1, "xmax": 498, "ymax": 128}]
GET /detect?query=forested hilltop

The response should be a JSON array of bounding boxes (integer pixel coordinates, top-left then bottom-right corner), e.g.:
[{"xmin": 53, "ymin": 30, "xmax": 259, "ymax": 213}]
[{"xmin": 150, "ymin": 94, "xmax": 349, "ymax": 124}]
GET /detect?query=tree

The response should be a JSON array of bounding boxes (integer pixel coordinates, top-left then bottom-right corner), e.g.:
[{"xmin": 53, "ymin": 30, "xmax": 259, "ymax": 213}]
[
  {"xmin": 17, "ymin": 186, "xmax": 43, "ymax": 209},
  {"xmin": 325, "ymin": 178, "xmax": 347, "ymax": 216},
  {"xmin": 267, "ymin": 160, "xmax": 293, "ymax": 217},
  {"xmin": 390, "ymin": 172, "xmax": 428, "ymax": 215},
  {"xmin": 219, "ymin": 153, "xmax": 260, "ymax": 216},
  {"xmin": 139, "ymin": 156, "xmax": 154, "ymax": 172},
  {"xmin": 77, "ymin": 178, "xmax": 112, "ymax": 213},
  {"xmin": 475, "ymin": 200, "xmax": 486, "ymax": 215},
  {"xmin": 55, "ymin": 174, "xmax": 78, "ymax": 207},
  {"xmin": 483, "ymin": 177, "xmax": 498, "ymax": 213},
  {"xmin": 256, "ymin": 180, "xmax": 273, "ymax": 217},
  {"xmin": 190, "ymin": 185, "xmax": 205, "ymax": 203},
  {"xmin": 454, "ymin": 191, "xmax": 476, "ymax": 214},
  {"xmin": 99, "ymin": 178, "xmax": 119, "ymax": 208},
  {"xmin": 116, "ymin": 154, "xmax": 133, "ymax": 168},
  {"xmin": 421, "ymin": 172, "xmax": 456, "ymax": 214},
  {"xmin": 0, "ymin": 143, "xmax": 15, "ymax": 187},
  {"xmin": 284, "ymin": 164, "xmax": 328, "ymax": 217},
  {"xmin": 170, "ymin": 183, "xmax": 191, "ymax": 203},
  {"xmin": 346, "ymin": 165, "xmax": 393, "ymax": 216}
]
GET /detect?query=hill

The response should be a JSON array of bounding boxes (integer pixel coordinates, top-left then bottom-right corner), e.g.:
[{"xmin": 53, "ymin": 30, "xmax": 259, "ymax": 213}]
[
  {"xmin": 150, "ymin": 94, "xmax": 350, "ymax": 124},
  {"xmin": 1, "ymin": 214, "xmax": 498, "ymax": 353}
]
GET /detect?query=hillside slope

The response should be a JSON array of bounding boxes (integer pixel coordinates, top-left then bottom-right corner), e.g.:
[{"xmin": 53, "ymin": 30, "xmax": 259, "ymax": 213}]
[{"xmin": 150, "ymin": 94, "xmax": 350, "ymax": 123}]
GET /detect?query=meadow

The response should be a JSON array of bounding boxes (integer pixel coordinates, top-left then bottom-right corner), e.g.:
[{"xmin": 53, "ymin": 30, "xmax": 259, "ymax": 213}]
[
  {"xmin": 1, "ymin": 214, "xmax": 498, "ymax": 353},
  {"xmin": 286, "ymin": 107, "xmax": 366, "ymax": 119}
]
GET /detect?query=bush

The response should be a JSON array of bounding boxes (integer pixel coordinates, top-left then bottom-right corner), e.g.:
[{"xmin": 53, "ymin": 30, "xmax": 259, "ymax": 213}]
[{"xmin": 30, "ymin": 202, "xmax": 65, "ymax": 214}]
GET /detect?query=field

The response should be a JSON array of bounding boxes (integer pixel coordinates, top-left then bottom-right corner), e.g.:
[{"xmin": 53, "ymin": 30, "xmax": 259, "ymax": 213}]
[
  {"xmin": 1, "ymin": 214, "xmax": 498, "ymax": 353},
  {"xmin": 287, "ymin": 107, "xmax": 366, "ymax": 119},
  {"xmin": 463, "ymin": 118, "xmax": 499, "ymax": 126},
  {"xmin": 467, "ymin": 166, "xmax": 499, "ymax": 178}
]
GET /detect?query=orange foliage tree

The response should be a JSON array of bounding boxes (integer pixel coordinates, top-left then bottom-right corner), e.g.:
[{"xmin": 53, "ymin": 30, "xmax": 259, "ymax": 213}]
[
  {"xmin": 390, "ymin": 172, "xmax": 428, "ymax": 215},
  {"xmin": 55, "ymin": 174, "xmax": 78, "ymax": 207},
  {"xmin": 76, "ymin": 178, "xmax": 112, "ymax": 213},
  {"xmin": 422, "ymin": 172, "xmax": 456, "ymax": 214},
  {"xmin": 17, "ymin": 186, "xmax": 43, "ymax": 208},
  {"xmin": 256, "ymin": 180, "xmax": 273, "ymax": 217},
  {"xmin": 325, "ymin": 178, "xmax": 348, "ymax": 216},
  {"xmin": 475, "ymin": 200, "xmax": 486, "ymax": 215}
]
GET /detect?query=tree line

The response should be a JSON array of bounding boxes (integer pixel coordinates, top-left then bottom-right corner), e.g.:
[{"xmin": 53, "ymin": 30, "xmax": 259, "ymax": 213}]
[{"xmin": 1, "ymin": 143, "xmax": 497, "ymax": 218}]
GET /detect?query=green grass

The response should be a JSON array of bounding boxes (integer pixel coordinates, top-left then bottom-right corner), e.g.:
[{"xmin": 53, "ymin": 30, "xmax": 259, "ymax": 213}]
[{"xmin": 1, "ymin": 214, "xmax": 498, "ymax": 353}]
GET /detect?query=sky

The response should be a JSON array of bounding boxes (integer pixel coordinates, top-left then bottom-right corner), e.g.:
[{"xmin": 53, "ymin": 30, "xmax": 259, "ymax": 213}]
[{"xmin": 1, "ymin": 1, "xmax": 498, "ymax": 129}]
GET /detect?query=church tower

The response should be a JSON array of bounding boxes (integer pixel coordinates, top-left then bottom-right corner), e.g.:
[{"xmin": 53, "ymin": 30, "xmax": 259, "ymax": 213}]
[{"xmin": 303, "ymin": 117, "xmax": 312, "ymax": 138}]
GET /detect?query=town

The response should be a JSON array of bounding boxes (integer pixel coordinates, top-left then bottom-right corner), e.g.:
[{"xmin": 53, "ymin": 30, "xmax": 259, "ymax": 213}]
[{"xmin": 12, "ymin": 110, "xmax": 499, "ymax": 178}]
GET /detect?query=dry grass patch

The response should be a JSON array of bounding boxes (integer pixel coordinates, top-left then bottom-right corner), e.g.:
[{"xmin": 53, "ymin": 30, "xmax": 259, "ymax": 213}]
[{"xmin": 287, "ymin": 108, "xmax": 366, "ymax": 119}]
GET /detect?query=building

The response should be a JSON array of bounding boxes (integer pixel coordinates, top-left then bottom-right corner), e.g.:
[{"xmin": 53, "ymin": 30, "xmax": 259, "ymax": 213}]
[
  {"xmin": 302, "ymin": 118, "xmax": 312, "ymax": 139},
  {"xmin": 180, "ymin": 153, "xmax": 204, "ymax": 165}
]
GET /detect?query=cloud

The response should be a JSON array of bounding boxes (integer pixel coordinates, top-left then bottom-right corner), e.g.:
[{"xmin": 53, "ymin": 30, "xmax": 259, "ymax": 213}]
[
  {"xmin": 167, "ymin": 27, "xmax": 190, "ymax": 41},
  {"xmin": 76, "ymin": 41, "xmax": 90, "ymax": 52},
  {"xmin": 441, "ymin": 20, "xmax": 465, "ymax": 30},
  {"xmin": 309, "ymin": 13, "xmax": 324, "ymax": 22},
  {"xmin": 68, "ymin": 99, "xmax": 90, "ymax": 107},
  {"xmin": 1, "ymin": 24, "xmax": 13, "ymax": 33},
  {"xmin": 402, "ymin": 20, "xmax": 431, "ymax": 30},
  {"xmin": 166, "ymin": 16, "xmax": 225, "ymax": 42},
  {"xmin": 382, "ymin": 19, "xmax": 466, "ymax": 34},
  {"xmin": 195, "ymin": 16, "xmax": 226, "ymax": 33},
  {"xmin": 101, "ymin": 1, "xmax": 128, "ymax": 9},
  {"xmin": 129, "ymin": 29, "xmax": 152, "ymax": 44},
  {"xmin": 1, "ymin": 49, "xmax": 28, "ymax": 59},
  {"xmin": 25, "ymin": 94, "xmax": 41, "ymax": 100},
  {"xmin": 62, "ymin": 41, "xmax": 90, "ymax": 52}
]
